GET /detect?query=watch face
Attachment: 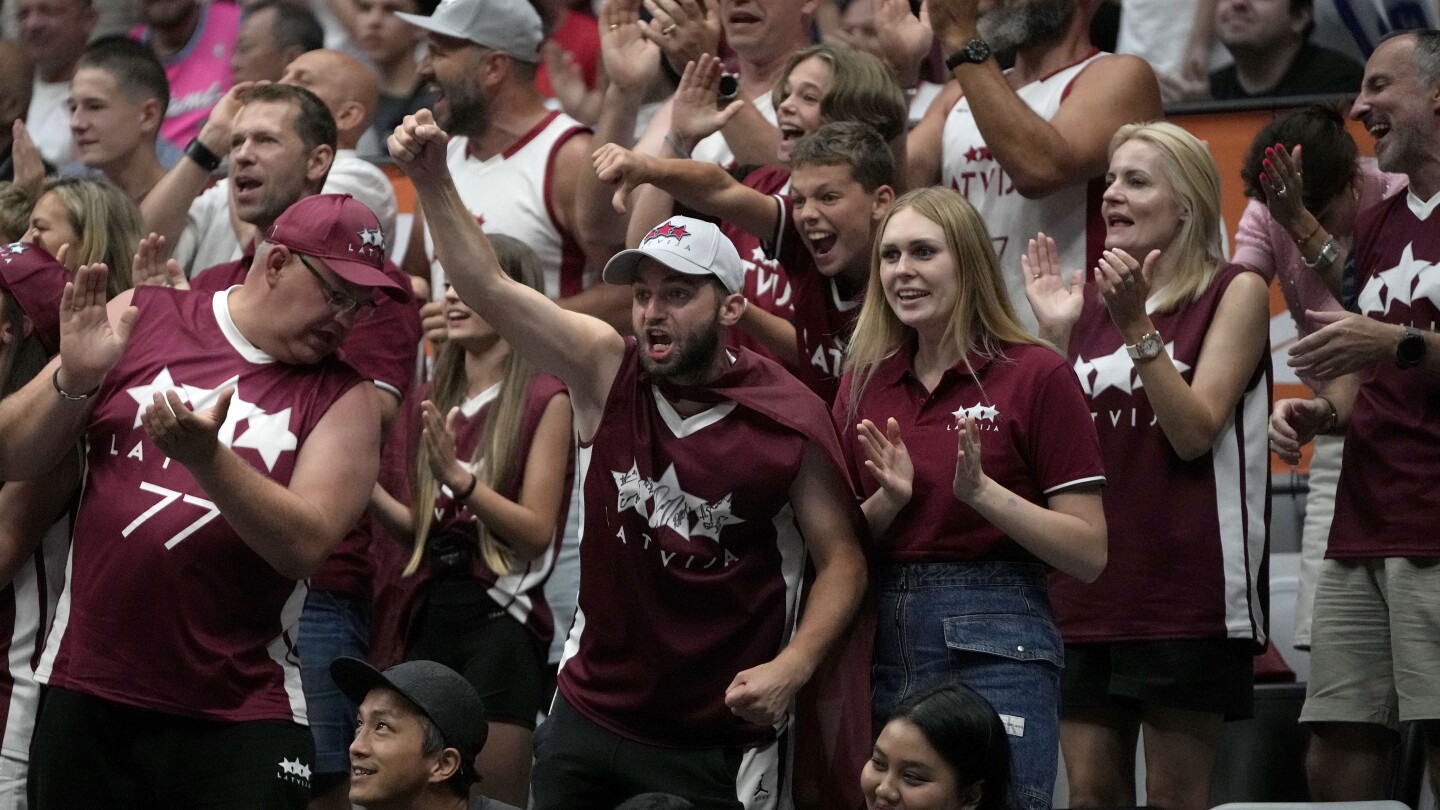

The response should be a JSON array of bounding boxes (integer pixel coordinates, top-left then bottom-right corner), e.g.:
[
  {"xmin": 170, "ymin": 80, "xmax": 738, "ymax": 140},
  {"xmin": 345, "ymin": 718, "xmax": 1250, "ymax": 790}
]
[
  {"xmin": 717, "ymin": 73, "xmax": 740, "ymax": 99},
  {"xmin": 965, "ymin": 39, "xmax": 992, "ymax": 62},
  {"xmin": 1397, "ymin": 329, "xmax": 1426, "ymax": 367}
]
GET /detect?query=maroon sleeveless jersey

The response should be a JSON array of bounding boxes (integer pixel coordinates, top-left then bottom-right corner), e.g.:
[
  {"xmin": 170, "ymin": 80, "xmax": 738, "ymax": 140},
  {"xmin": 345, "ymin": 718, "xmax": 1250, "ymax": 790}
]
[
  {"xmin": 192, "ymin": 254, "xmax": 421, "ymax": 597},
  {"xmin": 556, "ymin": 340, "xmax": 848, "ymax": 748},
  {"xmin": 383, "ymin": 374, "xmax": 570, "ymax": 645},
  {"xmin": 1052, "ymin": 264, "xmax": 1271, "ymax": 643},
  {"xmin": 1330, "ymin": 192, "xmax": 1440, "ymax": 558},
  {"xmin": 35, "ymin": 288, "xmax": 365, "ymax": 723}
]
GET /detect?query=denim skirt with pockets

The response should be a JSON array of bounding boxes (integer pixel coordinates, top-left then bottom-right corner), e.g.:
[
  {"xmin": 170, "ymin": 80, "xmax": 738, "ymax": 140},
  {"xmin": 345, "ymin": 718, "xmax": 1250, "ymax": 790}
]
[{"xmin": 873, "ymin": 561, "xmax": 1061, "ymax": 810}]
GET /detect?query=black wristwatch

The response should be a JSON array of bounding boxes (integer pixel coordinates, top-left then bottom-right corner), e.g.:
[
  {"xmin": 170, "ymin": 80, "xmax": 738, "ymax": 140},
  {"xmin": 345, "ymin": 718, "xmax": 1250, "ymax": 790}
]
[
  {"xmin": 945, "ymin": 38, "xmax": 993, "ymax": 71},
  {"xmin": 185, "ymin": 137, "xmax": 223, "ymax": 173},
  {"xmin": 1396, "ymin": 326, "xmax": 1427, "ymax": 369},
  {"xmin": 716, "ymin": 72, "xmax": 740, "ymax": 107}
]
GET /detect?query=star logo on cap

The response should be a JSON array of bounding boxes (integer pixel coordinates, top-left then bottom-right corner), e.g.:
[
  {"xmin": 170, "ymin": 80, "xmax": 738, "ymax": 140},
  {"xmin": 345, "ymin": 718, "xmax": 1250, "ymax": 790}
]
[
  {"xmin": 356, "ymin": 227, "xmax": 386, "ymax": 250},
  {"xmin": 3, "ymin": 242, "xmax": 28, "ymax": 263},
  {"xmin": 644, "ymin": 222, "xmax": 690, "ymax": 244}
]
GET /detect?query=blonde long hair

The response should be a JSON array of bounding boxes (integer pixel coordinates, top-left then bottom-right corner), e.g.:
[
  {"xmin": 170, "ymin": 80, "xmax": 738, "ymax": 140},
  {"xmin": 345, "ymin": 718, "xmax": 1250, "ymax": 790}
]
[
  {"xmin": 41, "ymin": 177, "xmax": 141, "ymax": 295},
  {"xmin": 844, "ymin": 187, "xmax": 1045, "ymax": 420},
  {"xmin": 1108, "ymin": 122, "xmax": 1224, "ymax": 312},
  {"xmin": 405, "ymin": 235, "xmax": 545, "ymax": 578}
]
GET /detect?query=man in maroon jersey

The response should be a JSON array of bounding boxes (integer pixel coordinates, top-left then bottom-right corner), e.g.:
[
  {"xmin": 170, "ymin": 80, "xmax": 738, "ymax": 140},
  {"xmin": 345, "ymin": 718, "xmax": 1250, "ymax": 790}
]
[
  {"xmin": 0, "ymin": 193, "xmax": 405, "ymax": 807},
  {"xmin": 391, "ymin": 108, "xmax": 868, "ymax": 810},
  {"xmin": 1270, "ymin": 29, "xmax": 1440, "ymax": 802},
  {"xmin": 140, "ymin": 80, "xmax": 422, "ymax": 810}
]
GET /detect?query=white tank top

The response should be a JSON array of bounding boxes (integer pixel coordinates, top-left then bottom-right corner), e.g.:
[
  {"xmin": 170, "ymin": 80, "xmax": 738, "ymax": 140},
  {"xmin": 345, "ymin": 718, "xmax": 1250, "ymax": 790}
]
[
  {"xmin": 941, "ymin": 52, "xmax": 1108, "ymax": 331},
  {"xmin": 428, "ymin": 111, "xmax": 591, "ymax": 301}
]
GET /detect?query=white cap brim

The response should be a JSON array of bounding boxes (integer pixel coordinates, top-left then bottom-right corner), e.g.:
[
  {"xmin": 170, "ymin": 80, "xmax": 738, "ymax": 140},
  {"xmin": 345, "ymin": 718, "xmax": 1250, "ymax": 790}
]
[
  {"xmin": 393, "ymin": 10, "xmax": 466, "ymax": 39},
  {"xmin": 602, "ymin": 246, "xmax": 733, "ymax": 291}
]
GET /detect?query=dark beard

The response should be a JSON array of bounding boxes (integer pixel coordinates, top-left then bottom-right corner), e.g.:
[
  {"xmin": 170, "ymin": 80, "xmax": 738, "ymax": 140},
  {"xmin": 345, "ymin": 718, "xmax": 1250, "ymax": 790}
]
[
  {"xmin": 639, "ymin": 319, "xmax": 723, "ymax": 385},
  {"xmin": 978, "ymin": 0, "xmax": 1074, "ymax": 52},
  {"xmin": 440, "ymin": 82, "xmax": 491, "ymax": 140}
]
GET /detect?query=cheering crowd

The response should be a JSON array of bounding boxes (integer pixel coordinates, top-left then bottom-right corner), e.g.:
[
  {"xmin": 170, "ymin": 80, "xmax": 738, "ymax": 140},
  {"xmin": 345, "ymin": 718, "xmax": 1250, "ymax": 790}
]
[{"xmin": 0, "ymin": 0, "xmax": 1436, "ymax": 807}]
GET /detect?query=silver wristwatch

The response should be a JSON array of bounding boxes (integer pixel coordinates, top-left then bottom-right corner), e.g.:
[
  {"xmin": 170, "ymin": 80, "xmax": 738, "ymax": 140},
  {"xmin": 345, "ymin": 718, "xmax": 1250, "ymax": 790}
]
[
  {"xmin": 1302, "ymin": 236, "xmax": 1341, "ymax": 269},
  {"xmin": 1125, "ymin": 330, "xmax": 1164, "ymax": 361}
]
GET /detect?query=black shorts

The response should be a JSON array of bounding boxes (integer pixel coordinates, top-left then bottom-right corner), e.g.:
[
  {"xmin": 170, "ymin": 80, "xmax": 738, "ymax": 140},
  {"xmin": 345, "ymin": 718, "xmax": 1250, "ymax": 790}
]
[
  {"xmin": 29, "ymin": 687, "xmax": 312, "ymax": 809},
  {"xmin": 532, "ymin": 694, "xmax": 761, "ymax": 810},
  {"xmin": 1061, "ymin": 639, "xmax": 1256, "ymax": 720},
  {"xmin": 408, "ymin": 578, "xmax": 546, "ymax": 728}
]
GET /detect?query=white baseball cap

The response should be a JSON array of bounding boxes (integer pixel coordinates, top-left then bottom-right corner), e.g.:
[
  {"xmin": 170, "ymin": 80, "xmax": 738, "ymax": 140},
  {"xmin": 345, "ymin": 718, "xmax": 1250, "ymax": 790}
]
[
  {"xmin": 395, "ymin": 0, "xmax": 543, "ymax": 63},
  {"xmin": 602, "ymin": 216, "xmax": 744, "ymax": 295}
]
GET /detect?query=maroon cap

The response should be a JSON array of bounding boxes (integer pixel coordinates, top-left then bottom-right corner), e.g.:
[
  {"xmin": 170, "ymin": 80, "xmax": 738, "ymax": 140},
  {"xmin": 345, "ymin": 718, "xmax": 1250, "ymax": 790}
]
[
  {"xmin": 0, "ymin": 241, "xmax": 68, "ymax": 354},
  {"xmin": 264, "ymin": 194, "xmax": 407, "ymax": 301}
]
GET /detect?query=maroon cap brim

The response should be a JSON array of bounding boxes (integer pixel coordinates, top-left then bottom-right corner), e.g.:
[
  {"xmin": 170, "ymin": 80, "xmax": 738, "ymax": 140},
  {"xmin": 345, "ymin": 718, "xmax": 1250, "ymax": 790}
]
[{"xmin": 326, "ymin": 258, "xmax": 409, "ymax": 302}]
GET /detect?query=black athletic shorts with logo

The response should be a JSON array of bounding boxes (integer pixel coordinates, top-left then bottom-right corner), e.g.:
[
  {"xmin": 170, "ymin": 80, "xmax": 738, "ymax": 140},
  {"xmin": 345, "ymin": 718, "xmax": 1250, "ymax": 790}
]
[{"xmin": 29, "ymin": 687, "xmax": 313, "ymax": 809}]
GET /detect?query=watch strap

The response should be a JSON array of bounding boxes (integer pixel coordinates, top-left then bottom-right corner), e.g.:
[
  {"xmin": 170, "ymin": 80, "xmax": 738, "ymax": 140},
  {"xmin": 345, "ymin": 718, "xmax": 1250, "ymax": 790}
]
[
  {"xmin": 945, "ymin": 38, "xmax": 992, "ymax": 71},
  {"xmin": 1125, "ymin": 330, "xmax": 1163, "ymax": 360},
  {"xmin": 1302, "ymin": 236, "xmax": 1341, "ymax": 269},
  {"xmin": 185, "ymin": 137, "xmax": 223, "ymax": 173}
]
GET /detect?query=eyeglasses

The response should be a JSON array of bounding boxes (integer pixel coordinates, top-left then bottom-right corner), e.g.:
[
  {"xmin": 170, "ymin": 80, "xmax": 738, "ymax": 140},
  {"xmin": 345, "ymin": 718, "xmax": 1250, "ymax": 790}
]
[{"xmin": 295, "ymin": 253, "xmax": 378, "ymax": 321}]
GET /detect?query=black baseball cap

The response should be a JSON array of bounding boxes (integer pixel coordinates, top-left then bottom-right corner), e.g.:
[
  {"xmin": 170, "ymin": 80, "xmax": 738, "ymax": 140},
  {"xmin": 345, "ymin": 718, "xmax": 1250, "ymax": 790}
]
[{"xmin": 331, "ymin": 657, "xmax": 489, "ymax": 771}]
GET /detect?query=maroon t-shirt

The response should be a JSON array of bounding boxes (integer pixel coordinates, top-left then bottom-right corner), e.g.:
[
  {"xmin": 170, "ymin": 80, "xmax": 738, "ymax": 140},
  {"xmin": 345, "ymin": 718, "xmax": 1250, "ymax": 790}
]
[
  {"xmin": 833, "ymin": 340, "xmax": 1105, "ymax": 564},
  {"xmin": 191, "ymin": 253, "xmax": 422, "ymax": 596},
  {"xmin": 1051, "ymin": 264, "xmax": 1271, "ymax": 643},
  {"xmin": 557, "ymin": 340, "xmax": 854, "ymax": 749},
  {"xmin": 381, "ymin": 373, "xmax": 570, "ymax": 645},
  {"xmin": 1329, "ymin": 192, "xmax": 1440, "ymax": 558},
  {"xmin": 36, "ymin": 288, "xmax": 365, "ymax": 723}
]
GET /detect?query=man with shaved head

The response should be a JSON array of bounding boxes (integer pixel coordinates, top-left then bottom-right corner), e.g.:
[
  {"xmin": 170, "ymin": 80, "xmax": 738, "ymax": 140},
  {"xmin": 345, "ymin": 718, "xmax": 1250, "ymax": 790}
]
[{"xmin": 282, "ymin": 48, "xmax": 398, "ymax": 256}]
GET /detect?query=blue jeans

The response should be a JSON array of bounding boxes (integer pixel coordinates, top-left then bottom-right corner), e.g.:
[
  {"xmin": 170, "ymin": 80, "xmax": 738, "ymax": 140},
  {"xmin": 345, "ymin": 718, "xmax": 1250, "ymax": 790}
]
[
  {"xmin": 873, "ymin": 562, "xmax": 1061, "ymax": 810},
  {"xmin": 298, "ymin": 591, "xmax": 369, "ymax": 776}
]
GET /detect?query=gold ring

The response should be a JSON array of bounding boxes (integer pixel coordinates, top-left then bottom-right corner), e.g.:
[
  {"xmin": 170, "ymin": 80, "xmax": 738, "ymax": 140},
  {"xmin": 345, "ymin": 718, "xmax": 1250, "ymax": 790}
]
[{"xmin": 662, "ymin": 23, "xmax": 677, "ymax": 35}]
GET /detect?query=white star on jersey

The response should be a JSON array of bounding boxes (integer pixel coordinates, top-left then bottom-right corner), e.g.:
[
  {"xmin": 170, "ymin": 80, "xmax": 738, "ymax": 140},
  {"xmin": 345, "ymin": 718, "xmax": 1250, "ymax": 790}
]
[
  {"xmin": 611, "ymin": 461, "xmax": 745, "ymax": 542},
  {"xmin": 125, "ymin": 367, "xmax": 298, "ymax": 471},
  {"xmin": 1073, "ymin": 343, "xmax": 1191, "ymax": 398},
  {"xmin": 953, "ymin": 403, "xmax": 1000, "ymax": 422},
  {"xmin": 1358, "ymin": 243, "xmax": 1440, "ymax": 317},
  {"xmin": 748, "ymin": 244, "xmax": 780, "ymax": 271}
]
